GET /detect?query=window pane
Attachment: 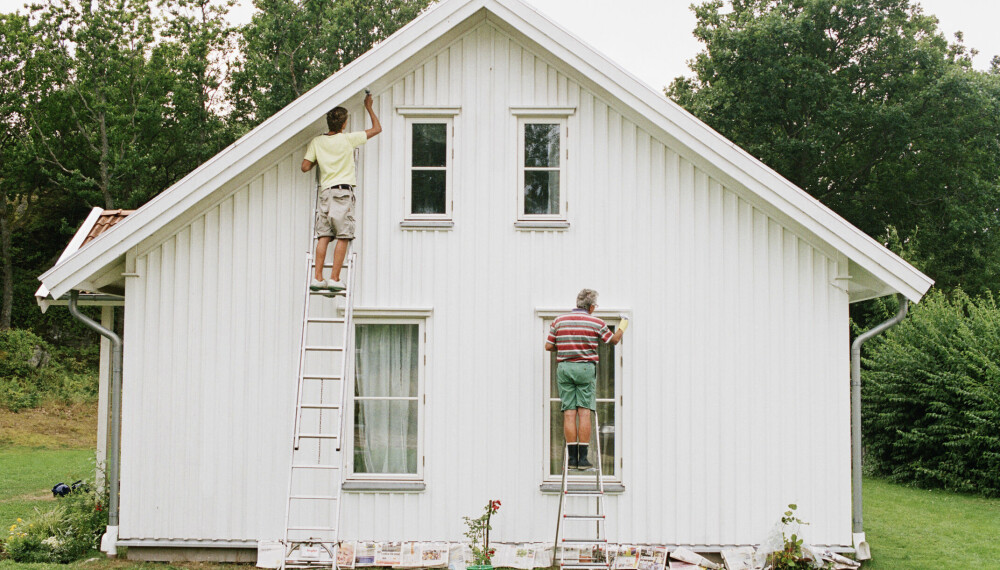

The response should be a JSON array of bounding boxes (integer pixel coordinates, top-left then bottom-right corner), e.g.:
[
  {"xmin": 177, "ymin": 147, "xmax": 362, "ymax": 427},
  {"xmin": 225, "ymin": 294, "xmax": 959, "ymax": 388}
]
[
  {"xmin": 355, "ymin": 324, "xmax": 418, "ymax": 398},
  {"xmin": 524, "ymin": 170, "xmax": 560, "ymax": 215},
  {"xmin": 412, "ymin": 123, "xmax": 447, "ymax": 167},
  {"xmin": 548, "ymin": 401, "xmax": 616, "ymax": 476},
  {"xmin": 354, "ymin": 400, "xmax": 418, "ymax": 474},
  {"xmin": 411, "ymin": 170, "xmax": 447, "ymax": 214},
  {"xmin": 524, "ymin": 123, "xmax": 560, "ymax": 167}
]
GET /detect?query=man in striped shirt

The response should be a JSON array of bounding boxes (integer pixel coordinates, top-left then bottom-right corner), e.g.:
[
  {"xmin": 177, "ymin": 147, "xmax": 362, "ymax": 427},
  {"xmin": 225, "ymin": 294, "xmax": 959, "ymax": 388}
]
[{"xmin": 545, "ymin": 289, "xmax": 627, "ymax": 469}]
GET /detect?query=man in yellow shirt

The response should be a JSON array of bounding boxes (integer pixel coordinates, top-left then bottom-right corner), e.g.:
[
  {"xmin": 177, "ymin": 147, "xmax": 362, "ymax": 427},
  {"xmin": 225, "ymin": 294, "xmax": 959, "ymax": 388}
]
[{"xmin": 301, "ymin": 92, "xmax": 382, "ymax": 291}]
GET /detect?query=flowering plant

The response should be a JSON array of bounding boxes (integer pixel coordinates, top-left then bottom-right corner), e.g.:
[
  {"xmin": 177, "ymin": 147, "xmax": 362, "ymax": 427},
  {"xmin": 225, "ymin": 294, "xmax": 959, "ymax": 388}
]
[{"xmin": 462, "ymin": 500, "xmax": 501, "ymax": 566}]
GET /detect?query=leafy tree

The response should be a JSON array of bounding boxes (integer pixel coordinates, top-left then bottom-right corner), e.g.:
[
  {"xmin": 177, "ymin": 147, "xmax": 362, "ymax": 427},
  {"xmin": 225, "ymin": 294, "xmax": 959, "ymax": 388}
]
[
  {"xmin": 155, "ymin": 0, "xmax": 241, "ymax": 172},
  {"xmin": 0, "ymin": 12, "xmax": 35, "ymax": 330},
  {"xmin": 26, "ymin": 0, "xmax": 172, "ymax": 209},
  {"xmin": 231, "ymin": 0, "xmax": 434, "ymax": 127},
  {"xmin": 668, "ymin": 0, "xmax": 1000, "ymax": 295}
]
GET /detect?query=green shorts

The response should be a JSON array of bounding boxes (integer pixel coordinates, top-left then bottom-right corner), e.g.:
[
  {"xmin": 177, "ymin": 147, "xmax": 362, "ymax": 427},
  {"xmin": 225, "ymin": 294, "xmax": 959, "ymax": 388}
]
[{"xmin": 556, "ymin": 361, "xmax": 597, "ymax": 411}]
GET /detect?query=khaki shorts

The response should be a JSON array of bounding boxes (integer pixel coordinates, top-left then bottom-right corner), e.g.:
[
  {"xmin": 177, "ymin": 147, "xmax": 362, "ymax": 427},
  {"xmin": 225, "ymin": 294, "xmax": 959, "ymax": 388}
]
[{"xmin": 315, "ymin": 186, "xmax": 355, "ymax": 239}]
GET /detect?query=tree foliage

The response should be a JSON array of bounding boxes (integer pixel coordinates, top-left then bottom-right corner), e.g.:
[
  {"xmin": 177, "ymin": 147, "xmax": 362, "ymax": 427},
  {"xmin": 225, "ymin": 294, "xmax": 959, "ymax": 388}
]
[
  {"xmin": 668, "ymin": 0, "xmax": 1000, "ymax": 295},
  {"xmin": 862, "ymin": 290, "xmax": 1000, "ymax": 496},
  {"xmin": 231, "ymin": 0, "xmax": 433, "ymax": 127}
]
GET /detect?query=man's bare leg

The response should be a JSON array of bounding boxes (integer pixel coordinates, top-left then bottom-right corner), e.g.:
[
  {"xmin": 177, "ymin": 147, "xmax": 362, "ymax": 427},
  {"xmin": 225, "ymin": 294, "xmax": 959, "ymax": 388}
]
[
  {"xmin": 563, "ymin": 409, "xmax": 578, "ymax": 443},
  {"xmin": 314, "ymin": 237, "xmax": 332, "ymax": 281},
  {"xmin": 331, "ymin": 238, "xmax": 349, "ymax": 282},
  {"xmin": 577, "ymin": 407, "xmax": 591, "ymax": 444}
]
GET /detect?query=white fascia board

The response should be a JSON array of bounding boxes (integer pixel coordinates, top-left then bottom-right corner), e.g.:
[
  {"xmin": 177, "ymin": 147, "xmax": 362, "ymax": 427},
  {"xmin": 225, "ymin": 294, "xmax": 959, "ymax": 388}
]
[
  {"xmin": 35, "ymin": 207, "xmax": 104, "ymax": 301},
  {"xmin": 39, "ymin": 0, "xmax": 488, "ymax": 300},
  {"xmin": 488, "ymin": 0, "xmax": 933, "ymax": 303}
]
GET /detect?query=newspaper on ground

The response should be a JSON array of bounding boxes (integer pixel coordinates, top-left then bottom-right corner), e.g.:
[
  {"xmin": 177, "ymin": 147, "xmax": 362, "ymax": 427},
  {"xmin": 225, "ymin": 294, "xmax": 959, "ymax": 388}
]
[
  {"xmin": 614, "ymin": 545, "xmax": 640, "ymax": 569},
  {"xmin": 255, "ymin": 540, "xmax": 283, "ymax": 569},
  {"xmin": 338, "ymin": 541, "xmax": 357, "ymax": 569},
  {"xmin": 421, "ymin": 542, "xmax": 450, "ymax": 568},
  {"xmin": 399, "ymin": 542, "xmax": 421, "ymax": 567},
  {"xmin": 669, "ymin": 547, "xmax": 721, "ymax": 570},
  {"xmin": 720, "ymin": 546, "xmax": 755, "ymax": 570},
  {"xmin": 355, "ymin": 541, "xmax": 377, "ymax": 566},
  {"xmin": 801, "ymin": 546, "xmax": 861, "ymax": 569}
]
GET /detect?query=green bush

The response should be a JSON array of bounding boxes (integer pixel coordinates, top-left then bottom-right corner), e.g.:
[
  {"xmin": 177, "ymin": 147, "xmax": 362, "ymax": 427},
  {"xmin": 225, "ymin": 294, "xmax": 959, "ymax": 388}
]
[
  {"xmin": 862, "ymin": 289, "xmax": 1000, "ymax": 497},
  {"xmin": 0, "ymin": 329, "xmax": 98, "ymax": 411},
  {"xmin": 2, "ymin": 480, "xmax": 108, "ymax": 563}
]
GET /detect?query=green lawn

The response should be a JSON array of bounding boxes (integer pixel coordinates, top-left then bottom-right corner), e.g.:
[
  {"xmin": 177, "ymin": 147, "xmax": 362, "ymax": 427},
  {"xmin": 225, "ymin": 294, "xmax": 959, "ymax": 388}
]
[
  {"xmin": 0, "ymin": 448, "xmax": 95, "ymax": 529},
  {"xmin": 862, "ymin": 477, "xmax": 1000, "ymax": 569}
]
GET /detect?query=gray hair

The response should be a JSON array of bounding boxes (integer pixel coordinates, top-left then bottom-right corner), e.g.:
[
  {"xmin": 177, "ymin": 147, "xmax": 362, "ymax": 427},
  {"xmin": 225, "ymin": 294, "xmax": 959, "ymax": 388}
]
[{"xmin": 576, "ymin": 288, "xmax": 598, "ymax": 310}]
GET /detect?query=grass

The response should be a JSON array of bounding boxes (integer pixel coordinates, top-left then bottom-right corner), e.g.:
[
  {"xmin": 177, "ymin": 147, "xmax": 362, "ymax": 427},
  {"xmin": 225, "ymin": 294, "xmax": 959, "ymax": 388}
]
[{"xmin": 862, "ymin": 477, "xmax": 1000, "ymax": 569}]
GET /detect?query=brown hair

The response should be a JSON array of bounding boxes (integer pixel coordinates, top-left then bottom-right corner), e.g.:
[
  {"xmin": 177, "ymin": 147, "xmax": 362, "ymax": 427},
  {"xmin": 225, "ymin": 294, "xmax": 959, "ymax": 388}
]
[{"xmin": 326, "ymin": 107, "xmax": 348, "ymax": 132}]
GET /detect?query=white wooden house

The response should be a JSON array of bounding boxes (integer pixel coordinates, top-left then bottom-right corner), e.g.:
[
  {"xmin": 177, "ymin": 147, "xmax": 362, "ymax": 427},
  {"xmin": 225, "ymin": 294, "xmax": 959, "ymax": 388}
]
[{"xmin": 38, "ymin": 0, "xmax": 933, "ymax": 562}]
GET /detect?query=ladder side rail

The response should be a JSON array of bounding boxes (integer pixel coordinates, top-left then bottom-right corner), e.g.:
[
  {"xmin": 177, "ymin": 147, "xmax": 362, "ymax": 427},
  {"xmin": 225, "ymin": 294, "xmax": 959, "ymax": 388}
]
[
  {"xmin": 592, "ymin": 409, "xmax": 609, "ymax": 567},
  {"xmin": 555, "ymin": 441, "xmax": 569, "ymax": 564},
  {"xmin": 333, "ymin": 251, "xmax": 358, "ymax": 570}
]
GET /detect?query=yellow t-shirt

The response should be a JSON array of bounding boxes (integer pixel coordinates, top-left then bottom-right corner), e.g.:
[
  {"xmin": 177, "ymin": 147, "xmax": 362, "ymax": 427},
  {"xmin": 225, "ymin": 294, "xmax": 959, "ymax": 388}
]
[{"xmin": 304, "ymin": 131, "xmax": 368, "ymax": 188}]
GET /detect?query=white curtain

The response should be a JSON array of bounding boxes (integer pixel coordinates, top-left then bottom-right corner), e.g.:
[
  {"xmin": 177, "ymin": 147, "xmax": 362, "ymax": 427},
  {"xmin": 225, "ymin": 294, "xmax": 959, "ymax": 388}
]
[{"xmin": 354, "ymin": 324, "xmax": 419, "ymax": 474}]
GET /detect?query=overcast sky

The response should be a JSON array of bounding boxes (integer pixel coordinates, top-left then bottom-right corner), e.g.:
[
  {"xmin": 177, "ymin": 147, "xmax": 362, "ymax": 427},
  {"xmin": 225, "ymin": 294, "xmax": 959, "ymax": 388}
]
[{"xmin": 3, "ymin": 0, "xmax": 998, "ymax": 91}]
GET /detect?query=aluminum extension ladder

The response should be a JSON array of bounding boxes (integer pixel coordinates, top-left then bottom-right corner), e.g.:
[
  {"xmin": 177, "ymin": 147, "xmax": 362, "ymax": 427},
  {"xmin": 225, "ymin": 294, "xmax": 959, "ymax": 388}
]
[
  {"xmin": 554, "ymin": 410, "xmax": 612, "ymax": 570},
  {"xmin": 280, "ymin": 241, "xmax": 358, "ymax": 569}
]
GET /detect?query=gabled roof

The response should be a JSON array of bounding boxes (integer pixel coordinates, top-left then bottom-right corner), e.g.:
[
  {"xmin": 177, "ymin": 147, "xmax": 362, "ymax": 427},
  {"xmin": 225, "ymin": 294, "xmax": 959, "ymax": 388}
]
[
  {"xmin": 35, "ymin": 207, "xmax": 131, "ymax": 311},
  {"xmin": 38, "ymin": 0, "xmax": 933, "ymax": 302}
]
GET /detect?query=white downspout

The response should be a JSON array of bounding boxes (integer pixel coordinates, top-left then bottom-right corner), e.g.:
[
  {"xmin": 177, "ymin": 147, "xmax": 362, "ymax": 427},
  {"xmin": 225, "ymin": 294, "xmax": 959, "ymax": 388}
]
[
  {"xmin": 68, "ymin": 291, "xmax": 121, "ymax": 558},
  {"xmin": 850, "ymin": 293, "xmax": 908, "ymax": 560}
]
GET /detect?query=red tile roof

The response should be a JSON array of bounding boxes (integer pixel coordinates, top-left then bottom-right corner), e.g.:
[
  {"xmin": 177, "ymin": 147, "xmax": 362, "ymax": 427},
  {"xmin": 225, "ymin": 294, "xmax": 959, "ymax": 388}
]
[{"xmin": 82, "ymin": 209, "xmax": 133, "ymax": 246}]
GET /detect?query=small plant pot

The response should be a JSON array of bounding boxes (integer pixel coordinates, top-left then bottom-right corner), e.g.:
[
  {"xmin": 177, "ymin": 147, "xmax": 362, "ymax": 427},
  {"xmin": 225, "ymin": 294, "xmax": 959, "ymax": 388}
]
[{"xmin": 467, "ymin": 565, "xmax": 493, "ymax": 570}]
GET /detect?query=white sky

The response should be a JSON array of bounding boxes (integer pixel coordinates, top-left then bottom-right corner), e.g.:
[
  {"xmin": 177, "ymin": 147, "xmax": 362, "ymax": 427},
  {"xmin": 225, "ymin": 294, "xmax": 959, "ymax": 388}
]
[{"xmin": 4, "ymin": 0, "xmax": 998, "ymax": 91}]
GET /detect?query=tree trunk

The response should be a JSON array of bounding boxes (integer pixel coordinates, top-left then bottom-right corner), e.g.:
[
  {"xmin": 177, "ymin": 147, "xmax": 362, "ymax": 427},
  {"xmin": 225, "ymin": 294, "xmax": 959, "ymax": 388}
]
[{"xmin": 0, "ymin": 197, "xmax": 13, "ymax": 330}]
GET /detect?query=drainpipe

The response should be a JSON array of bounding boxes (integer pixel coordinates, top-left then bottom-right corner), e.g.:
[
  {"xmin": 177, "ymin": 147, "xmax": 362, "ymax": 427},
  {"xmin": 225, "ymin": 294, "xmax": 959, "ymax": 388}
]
[
  {"xmin": 850, "ymin": 293, "xmax": 908, "ymax": 560},
  {"xmin": 68, "ymin": 291, "xmax": 121, "ymax": 558}
]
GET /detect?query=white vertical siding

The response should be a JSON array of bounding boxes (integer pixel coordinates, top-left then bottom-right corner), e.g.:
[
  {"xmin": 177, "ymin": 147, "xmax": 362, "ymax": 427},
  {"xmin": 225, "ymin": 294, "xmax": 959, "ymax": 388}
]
[{"xmin": 120, "ymin": 19, "xmax": 853, "ymax": 549}]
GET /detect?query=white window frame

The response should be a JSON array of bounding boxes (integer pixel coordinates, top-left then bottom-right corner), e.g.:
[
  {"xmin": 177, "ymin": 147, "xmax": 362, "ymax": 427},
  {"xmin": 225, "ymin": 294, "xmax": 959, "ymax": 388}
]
[
  {"xmin": 346, "ymin": 314, "xmax": 428, "ymax": 483},
  {"xmin": 537, "ymin": 309, "xmax": 625, "ymax": 484},
  {"xmin": 404, "ymin": 117, "xmax": 453, "ymax": 221},
  {"xmin": 517, "ymin": 117, "xmax": 568, "ymax": 222}
]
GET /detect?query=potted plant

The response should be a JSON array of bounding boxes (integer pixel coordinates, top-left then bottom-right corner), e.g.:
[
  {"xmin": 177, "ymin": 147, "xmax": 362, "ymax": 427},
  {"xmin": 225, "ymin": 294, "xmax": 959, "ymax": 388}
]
[{"xmin": 463, "ymin": 500, "xmax": 501, "ymax": 570}]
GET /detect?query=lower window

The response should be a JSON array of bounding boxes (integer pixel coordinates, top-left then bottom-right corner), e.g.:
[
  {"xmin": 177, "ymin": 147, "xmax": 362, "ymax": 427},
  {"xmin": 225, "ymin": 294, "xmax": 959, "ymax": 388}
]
[
  {"xmin": 544, "ymin": 320, "xmax": 620, "ymax": 480},
  {"xmin": 352, "ymin": 321, "xmax": 423, "ymax": 478}
]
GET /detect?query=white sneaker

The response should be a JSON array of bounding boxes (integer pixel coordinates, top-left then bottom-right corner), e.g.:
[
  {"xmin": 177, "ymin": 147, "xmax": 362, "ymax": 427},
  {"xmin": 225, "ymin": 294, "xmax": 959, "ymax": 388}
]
[
  {"xmin": 310, "ymin": 279, "xmax": 326, "ymax": 291},
  {"xmin": 325, "ymin": 279, "xmax": 346, "ymax": 292}
]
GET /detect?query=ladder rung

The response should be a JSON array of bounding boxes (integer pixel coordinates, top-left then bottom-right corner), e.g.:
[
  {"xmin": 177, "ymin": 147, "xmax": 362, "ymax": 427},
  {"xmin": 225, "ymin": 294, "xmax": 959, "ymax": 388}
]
[
  {"xmin": 304, "ymin": 346, "xmax": 344, "ymax": 351},
  {"xmin": 287, "ymin": 526, "xmax": 337, "ymax": 531},
  {"xmin": 299, "ymin": 404, "xmax": 340, "ymax": 409},
  {"xmin": 309, "ymin": 290, "xmax": 346, "ymax": 297},
  {"xmin": 560, "ymin": 539, "xmax": 607, "ymax": 544},
  {"xmin": 289, "ymin": 495, "xmax": 339, "ymax": 500},
  {"xmin": 302, "ymin": 375, "xmax": 342, "ymax": 380},
  {"xmin": 292, "ymin": 464, "xmax": 341, "ymax": 470},
  {"xmin": 564, "ymin": 490, "xmax": 604, "ymax": 496},
  {"xmin": 563, "ymin": 514, "xmax": 606, "ymax": 520},
  {"xmin": 296, "ymin": 433, "xmax": 339, "ymax": 439},
  {"xmin": 306, "ymin": 317, "xmax": 346, "ymax": 323}
]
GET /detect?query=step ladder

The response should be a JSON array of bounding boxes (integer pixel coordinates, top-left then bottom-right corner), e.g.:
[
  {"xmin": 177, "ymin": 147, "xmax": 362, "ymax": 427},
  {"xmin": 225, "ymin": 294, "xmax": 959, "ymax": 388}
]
[
  {"xmin": 280, "ymin": 244, "xmax": 358, "ymax": 569},
  {"xmin": 554, "ymin": 410, "xmax": 612, "ymax": 570}
]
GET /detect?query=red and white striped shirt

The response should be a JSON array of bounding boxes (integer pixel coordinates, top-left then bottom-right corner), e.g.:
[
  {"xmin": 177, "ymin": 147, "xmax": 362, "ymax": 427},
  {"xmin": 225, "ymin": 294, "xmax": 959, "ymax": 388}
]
[{"xmin": 547, "ymin": 309, "xmax": 613, "ymax": 362}]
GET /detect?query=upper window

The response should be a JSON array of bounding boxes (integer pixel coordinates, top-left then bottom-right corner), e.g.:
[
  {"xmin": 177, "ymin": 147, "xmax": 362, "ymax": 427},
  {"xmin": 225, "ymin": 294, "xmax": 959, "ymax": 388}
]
[
  {"xmin": 518, "ymin": 118, "xmax": 567, "ymax": 221},
  {"xmin": 351, "ymin": 320, "xmax": 424, "ymax": 479},
  {"xmin": 405, "ymin": 119, "xmax": 452, "ymax": 220},
  {"xmin": 542, "ymin": 318, "xmax": 621, "ymax": 482}
]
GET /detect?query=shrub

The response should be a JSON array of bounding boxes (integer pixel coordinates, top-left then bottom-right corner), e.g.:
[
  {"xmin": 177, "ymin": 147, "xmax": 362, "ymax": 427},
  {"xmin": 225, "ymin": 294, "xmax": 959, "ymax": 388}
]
[
  {"xmin": 862, "ymin": 289, "xmax": 1000, "ymax": 496},
  {"xmin": 0, "ymin": 328, "xmax": 98, "ymax": 411},
  {"xmin": 2, "ymin": 480, "xmax": 108, "ymax": 563}
]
